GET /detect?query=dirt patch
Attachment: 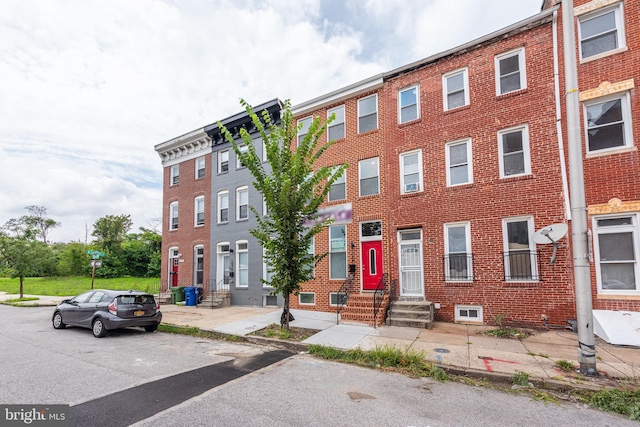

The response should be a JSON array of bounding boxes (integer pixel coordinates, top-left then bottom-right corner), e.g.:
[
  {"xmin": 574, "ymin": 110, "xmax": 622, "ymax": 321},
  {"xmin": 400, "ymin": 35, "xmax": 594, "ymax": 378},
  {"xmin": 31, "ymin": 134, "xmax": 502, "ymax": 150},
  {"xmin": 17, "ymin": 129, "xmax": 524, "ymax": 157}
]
[{"xmin": 251, "ymin": 323, "xmax": 321, "ymax": 341}]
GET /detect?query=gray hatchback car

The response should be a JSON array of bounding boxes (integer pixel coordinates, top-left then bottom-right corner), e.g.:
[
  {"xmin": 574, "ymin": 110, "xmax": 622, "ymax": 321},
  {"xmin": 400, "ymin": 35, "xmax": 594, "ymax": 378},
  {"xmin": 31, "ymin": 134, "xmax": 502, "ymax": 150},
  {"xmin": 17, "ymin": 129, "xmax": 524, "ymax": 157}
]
[{"xmin": 52, "ymin": 289, "xmax": 162, "ymax": 338}]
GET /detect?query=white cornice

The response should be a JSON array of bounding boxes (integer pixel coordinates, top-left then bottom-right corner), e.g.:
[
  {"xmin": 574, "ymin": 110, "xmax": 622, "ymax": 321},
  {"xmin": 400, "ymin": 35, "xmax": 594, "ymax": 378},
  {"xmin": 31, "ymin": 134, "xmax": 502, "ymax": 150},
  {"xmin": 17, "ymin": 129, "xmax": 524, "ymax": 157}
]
[{"xmin": 154, "ymin": 128, "xmax": 211, "ymax": 167}]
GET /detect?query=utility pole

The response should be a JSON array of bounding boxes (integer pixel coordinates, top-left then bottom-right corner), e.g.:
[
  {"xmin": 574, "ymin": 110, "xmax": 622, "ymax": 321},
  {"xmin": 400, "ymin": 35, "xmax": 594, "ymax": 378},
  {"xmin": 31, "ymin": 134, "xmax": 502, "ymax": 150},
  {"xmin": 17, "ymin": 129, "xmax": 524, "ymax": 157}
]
[{"xmin": 561, "ymin": 0, "xmax": 597, "ymax": 376}]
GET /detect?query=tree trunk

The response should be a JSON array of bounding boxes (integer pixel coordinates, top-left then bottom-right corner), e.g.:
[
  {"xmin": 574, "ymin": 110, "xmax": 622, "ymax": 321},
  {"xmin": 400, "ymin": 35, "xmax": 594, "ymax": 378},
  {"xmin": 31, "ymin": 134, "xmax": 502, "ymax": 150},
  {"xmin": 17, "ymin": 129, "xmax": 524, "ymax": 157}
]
[
  {"xmin": 19, "ymin": 275, "xmax": 24, "ymax": 299},
  {"xmin": 284, "ymin": 293, "xmax": 290, "ymax": 330}
]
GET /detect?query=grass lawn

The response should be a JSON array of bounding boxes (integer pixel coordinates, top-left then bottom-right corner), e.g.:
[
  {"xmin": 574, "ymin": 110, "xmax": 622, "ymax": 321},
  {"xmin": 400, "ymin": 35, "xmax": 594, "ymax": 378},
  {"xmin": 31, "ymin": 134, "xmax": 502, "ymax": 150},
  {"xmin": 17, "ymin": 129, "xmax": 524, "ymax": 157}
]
[{"xmin": 0, "ymin": 277, "xmax": 160, "ymax": 296}]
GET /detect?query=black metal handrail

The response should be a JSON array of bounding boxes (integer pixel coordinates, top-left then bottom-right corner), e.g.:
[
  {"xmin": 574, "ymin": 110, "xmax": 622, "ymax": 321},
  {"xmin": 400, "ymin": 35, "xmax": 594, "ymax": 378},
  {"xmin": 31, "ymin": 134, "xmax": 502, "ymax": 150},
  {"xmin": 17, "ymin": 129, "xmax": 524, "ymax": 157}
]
[
  {"xmin": 205, "ymin": 279, "xmax": 230, "ymax": 309},
  {"xmin": 502, "ymin": 250, "xmax": 542, "ymax": 281},
  {"xmin": 336, "ymin": 274, "xmax": 353, "ymax": 325},
  {"xmin": 442, "ymin": 253, "xmax": 474, "ymax": 281},
  {"xmin": 373, "ymin": 273, "xmax": 389, "ymax": 328}
]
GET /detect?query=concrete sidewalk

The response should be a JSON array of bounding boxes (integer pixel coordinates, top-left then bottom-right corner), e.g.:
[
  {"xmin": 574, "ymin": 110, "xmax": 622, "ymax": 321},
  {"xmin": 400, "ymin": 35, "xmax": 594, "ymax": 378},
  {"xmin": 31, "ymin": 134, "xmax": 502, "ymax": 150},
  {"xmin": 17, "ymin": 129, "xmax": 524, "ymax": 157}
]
[{"xmin": 4, "ymin": 292, "xmax": 638, "ymax": 386}]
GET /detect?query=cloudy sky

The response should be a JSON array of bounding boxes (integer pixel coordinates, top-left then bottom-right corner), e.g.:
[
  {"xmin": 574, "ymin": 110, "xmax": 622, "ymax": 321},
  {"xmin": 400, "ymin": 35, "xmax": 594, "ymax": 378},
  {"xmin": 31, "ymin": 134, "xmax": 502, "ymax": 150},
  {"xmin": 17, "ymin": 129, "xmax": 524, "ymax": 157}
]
[{"xmin": 0, "ymin": 0, "xmax": 543, "ymax": 243}]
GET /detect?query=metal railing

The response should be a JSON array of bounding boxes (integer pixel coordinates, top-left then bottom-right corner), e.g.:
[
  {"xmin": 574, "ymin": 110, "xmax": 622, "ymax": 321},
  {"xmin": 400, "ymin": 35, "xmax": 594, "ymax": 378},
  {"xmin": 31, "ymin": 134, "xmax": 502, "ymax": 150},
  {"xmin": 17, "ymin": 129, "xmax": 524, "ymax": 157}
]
[
  {"xmin": 442, "ymin": 253, "xmax": 474, "ymax": 281},
  {"xmin": 202, "ymin": 279, "xmax": 231, "ymax": 309},
  {"xmin": 502, "ymin": 251, "xmax": 542, "ymax": 281},
  {"xmin": 336, "ymin": 274, "xmax": 353, "ymax": 325},
  {"xmin": 373, "ymin": 273, "xmax": 389, "ymax": 329}
]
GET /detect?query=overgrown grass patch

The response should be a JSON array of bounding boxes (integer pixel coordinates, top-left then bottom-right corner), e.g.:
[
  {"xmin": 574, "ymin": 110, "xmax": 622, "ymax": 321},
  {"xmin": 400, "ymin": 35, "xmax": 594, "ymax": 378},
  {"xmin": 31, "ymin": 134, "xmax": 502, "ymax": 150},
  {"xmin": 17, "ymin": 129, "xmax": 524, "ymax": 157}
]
[
  {"xmin": 0, "ymin": 277, "xmax": 160, "ymax": 296},
  {"xmin": 158, "ymin": 324, "xmax": 242, "ymax": 343},
  {"xmin": 482, "ymin": 327, "xmax": 531, "ymax": 340},
  {"xmin": 587, "ymin": 387, "xmax": 640, "ymax": 421},
  {"xmin": 251, "ymin": 324, "xmax": 319, "ymax": 341},
  {"xmin": 555, "ymin": 359, "xmax": 576, "ymax": 373}
]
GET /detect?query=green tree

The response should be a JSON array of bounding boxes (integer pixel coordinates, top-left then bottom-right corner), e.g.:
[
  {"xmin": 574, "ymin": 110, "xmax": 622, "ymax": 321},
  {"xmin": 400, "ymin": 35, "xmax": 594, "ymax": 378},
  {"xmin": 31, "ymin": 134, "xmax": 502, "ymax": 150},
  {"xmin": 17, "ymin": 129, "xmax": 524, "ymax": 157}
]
[
  {"xmin": 121, "ymin": 228, "xmax": 162, "ymax": 277},
  {"xmin": 218, "ymin": 99, "xmax": 346, "ymax": 329},
  {"xmin": 91, "ymin": 214, "xmax": 133, "ymax": 254},
  {"xmin": 56, "ymin": 242, "xmax": 91, "ymax": 276},
  {"xmin": 21, "ymin": 205, "xmax": 61, "ymax": 243}
]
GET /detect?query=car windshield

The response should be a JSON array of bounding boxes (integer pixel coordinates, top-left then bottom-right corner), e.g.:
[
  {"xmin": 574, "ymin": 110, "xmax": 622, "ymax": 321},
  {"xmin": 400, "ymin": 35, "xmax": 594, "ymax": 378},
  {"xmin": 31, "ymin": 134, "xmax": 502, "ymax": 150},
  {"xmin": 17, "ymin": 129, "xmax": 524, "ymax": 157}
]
[{"xmin": 118, "ymin": 295, "xmax": 155, "ymax": 305}]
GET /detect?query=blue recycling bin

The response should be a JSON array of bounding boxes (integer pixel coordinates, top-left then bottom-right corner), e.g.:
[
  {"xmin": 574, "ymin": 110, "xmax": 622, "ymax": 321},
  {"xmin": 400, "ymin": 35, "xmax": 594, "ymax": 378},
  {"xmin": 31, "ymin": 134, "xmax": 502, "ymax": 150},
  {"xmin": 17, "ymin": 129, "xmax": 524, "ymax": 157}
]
[{"xmin": 184, "ymin": 287, "xmax": 196, "ymax": 306}]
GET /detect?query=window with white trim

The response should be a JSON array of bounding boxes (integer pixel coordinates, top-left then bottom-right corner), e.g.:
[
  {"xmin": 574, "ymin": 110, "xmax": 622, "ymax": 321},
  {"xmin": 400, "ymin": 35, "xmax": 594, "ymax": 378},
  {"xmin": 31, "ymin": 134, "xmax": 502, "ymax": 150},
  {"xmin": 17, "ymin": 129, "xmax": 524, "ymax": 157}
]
[
  {"xmin": 236, "ymin": 241, "xmax": 248, "ymax": 287},
  {"xmin": 455, "ymin": 305, "xmax": 483, "ymax": 323},
  {"xmin": 327, "ymin": 105, "xmax": 345, "ymax": 141},
  {"xmin": 262, "ymin": 195, "xmax": 268, "ymax": 217},
  {"xmin": 495, "ymin": 48, "xmax": 526, "ymax": 95},
  {"xmin": 299, "ymin": 292, "xmax": 315, "ymax": 305},
  {"xmin": 263, "ymin": 248, "xmax": 274, "ymax": 287},
  {"xmin": 170, "ymin": 165, "xmax": 179, "ymax": 185},
  {"xmin": 308, "ymin": 235, "xmax": 315, "ymax": 278},
  {"xmin": 329, "ymin": 166, "xmax": 346, "ymax": 201},
  {"xmin": 594, "ymin": 214, "xmax": 639, "ymax": 294},
  {"xmin": 578, "ymin": 3, "xmax": 625, "ymax": 60},
  {"xmin": 359, "ymin": 157, "xmax": 379, "ymax": 196},
  {"xmin": 194, "ymin": 196, "xmax": 205, "ymax": 226},
  {"xmin": 236, "ymin": 186, "xmax": 248, "ymax": 221},
  {"xmin": 446, "ymin": 139, "xmax": 473, "ymax": 186},
  {"xmin": 329, "ymin": 292, "xmax": 348, "ymax": 306},
  {"xmin": 217, "ymin": 191, "xmax": 229, "ymax": 224},
  {"xmin": 400, "ymin": 150, "xmax": 422, "ymax": 194},
  {"xmin": 498, "ymin": 125, "xmax": 530, "ymax": 178},
  {"xmin": 358, "ymin": 94, "xmax": 378, "ymax": 133},
  {"xmin": 399, "ymin": 85, "xmax": 419, "ymax": 124},
  {"xmin": 329, "ymin": 225, "xmax": 347, "ymax": 279},
  {"xmin": 236, "ymin": 144, "xmax": 248, "ymax": 169},
  {"xmin": 298, "ymin": 116, "xmax": 312, "ymax": 146},
  {"xmin": 194, "ymin": 245, "xmax": 204, "ymax": 286},
  {"xmin": 169, "ymin": 201, "xmax": 178, "ymax": 230},
  {"xmin": 195, "ymin": 156, "xmax": 205, "ymax": 179},
  {"xmin": 218, "ymin": 150, "xmax": 229, "ymax": 174},
  {"xmin": 584, "ymin": 92, "xmax": 633, "ymax": 153},
  {"xmin": 503, "ymin": 216, "xmax": 537, "ymax": 281},
  {"xmin": 444, "ymin": 222, "xmax": 472, "ymax": 281},
  {"xmin": 443, "ymin": 68, "xmax": 469, "ymax": 110}
]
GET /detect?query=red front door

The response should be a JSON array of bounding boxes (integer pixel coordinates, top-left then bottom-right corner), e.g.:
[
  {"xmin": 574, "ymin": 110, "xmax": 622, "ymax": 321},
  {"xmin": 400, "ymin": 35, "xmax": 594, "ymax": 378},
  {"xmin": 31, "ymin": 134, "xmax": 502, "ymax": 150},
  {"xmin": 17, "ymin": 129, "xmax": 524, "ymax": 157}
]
[
  {"xmin": 361, "ymin": 240, "xmax": 383, "ymax": 291},
  {"xmin": 171, "ymin": 258, "xmax": 179, "ymax": 287}
]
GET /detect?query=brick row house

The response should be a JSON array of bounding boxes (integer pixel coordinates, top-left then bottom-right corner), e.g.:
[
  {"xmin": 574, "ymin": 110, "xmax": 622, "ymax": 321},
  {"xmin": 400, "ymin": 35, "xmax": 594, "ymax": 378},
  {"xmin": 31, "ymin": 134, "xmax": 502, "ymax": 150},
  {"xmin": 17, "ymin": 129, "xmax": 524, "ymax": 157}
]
[{"xmin": 155, "ymin": 0, "xmax": 639, "ymax": 329}]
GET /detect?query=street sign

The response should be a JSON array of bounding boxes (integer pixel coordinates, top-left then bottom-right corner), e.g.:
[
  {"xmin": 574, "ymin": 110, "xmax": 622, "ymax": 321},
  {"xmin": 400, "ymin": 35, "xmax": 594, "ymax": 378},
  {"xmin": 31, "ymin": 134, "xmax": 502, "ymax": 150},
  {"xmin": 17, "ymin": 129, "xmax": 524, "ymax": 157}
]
[
  {"xmin": 86, "ymin": 250, "xmax": 105, "ymax": 259},
  {"xmin": 90, "ymin": 260, "xmax": 102, "ymax": 268}
]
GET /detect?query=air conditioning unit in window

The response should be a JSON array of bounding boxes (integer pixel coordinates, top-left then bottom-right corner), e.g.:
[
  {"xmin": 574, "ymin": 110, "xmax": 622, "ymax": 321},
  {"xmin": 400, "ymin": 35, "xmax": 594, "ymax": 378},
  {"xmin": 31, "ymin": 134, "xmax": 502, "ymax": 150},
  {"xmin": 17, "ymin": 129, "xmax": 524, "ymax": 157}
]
[{"xmin": 405, "ymin": 183, "xmax": 418, "ymax": 193}]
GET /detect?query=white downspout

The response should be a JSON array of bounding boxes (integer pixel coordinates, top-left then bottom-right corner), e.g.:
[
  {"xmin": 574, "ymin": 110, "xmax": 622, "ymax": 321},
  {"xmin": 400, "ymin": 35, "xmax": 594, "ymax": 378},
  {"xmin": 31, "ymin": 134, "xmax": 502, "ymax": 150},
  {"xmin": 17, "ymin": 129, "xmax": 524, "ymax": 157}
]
[{"xmin": 553, "ymin": 9, "xmax": 572, "ymax": 220}]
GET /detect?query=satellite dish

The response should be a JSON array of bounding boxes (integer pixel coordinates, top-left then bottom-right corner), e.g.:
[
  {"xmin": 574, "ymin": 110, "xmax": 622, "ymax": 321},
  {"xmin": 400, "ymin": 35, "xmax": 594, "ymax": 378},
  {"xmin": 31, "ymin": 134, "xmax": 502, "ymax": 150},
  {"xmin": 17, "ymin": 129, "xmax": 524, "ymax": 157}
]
[{"xmin": 533, "ymin": 223, "xmax": 568, "ymax": 264}]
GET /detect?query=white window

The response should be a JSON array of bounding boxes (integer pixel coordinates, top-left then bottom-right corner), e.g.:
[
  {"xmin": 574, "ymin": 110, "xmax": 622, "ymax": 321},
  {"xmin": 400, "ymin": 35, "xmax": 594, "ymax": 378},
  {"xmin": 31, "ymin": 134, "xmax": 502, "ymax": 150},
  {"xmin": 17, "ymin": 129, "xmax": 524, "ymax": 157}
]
[
  {"xmin": 170, "ymin": 165, "xmax": 179, "ymax": 185},
  {"xmin": 299, "ymin": 292, "xmax": 316, "ymax": 305},
  {"xmin": 358, "ymin": 94, "xmax": 378, "ymax": 133},
  {"xmin": 498, "ymin": 125, "xmax": 530, "ymax": 178},
  {"xmin": 327, "ymin": 105, "xmax": 345, "ymax": 141},
  {"xmin": 593, "ymin": 214, "xmax": 639, "ymax": 294},
  {"xmin": 399, "ymin": 85, "xmax": 419, "ymax": 124},
  {"xmin": 455, "ymin": 305, "xmax": 483, "ymax": 323},
  {"xmin": 217, "ymin": 191, "xmax": 229, "ymax": 224},
  {"xmin": 329, "ymin": 166, "xmax": 346, "ymax": 202},
  {"xmin": 218, "ymin": 150, "xmax": 229, "ymax": 174},
  {"xmin": 236, "ymin": 241, "xmax": 248, "ymax": 287},
  {"xmin": 446, "ymin": 139, "xmax": 473, "ymax": 186},
  {"xmin": 236, "ymin": 144, "xmax": 248, "ymax": 169},
  {"xmin": 263, "ymin": 248, "xmax": 274, "ymax": 287},
  {"xmin": 298, "ymin": 116, "xmax": 312, "ymax": 146},
  {"xmin": 194, "ymin": 196, "xmax": 205, "ymax": 226},
  {"xmin": 444, "ymin": 222, "xmax": 472, "ymax": 281},
  {"xmin": 329, "ymin": 225, "xmax": 347, "ymax": 279},
  {"xmin": 578, "ymin": 3, "xmax": 625, "ymax": 60},
  {"xmin": 443, "ymin": 68, "xmax": 469, "ymax": 111},
  {"xmin": 169, "ymin": 201, "xmax": 178, "ymax": 230},
  {"xmin": 262, "ymin": 195, "xmax": 268, "ymax": 217},
  {"xmin": 503, "ymin": 216, "xmax": 537, "ymax": 281},
  {"xmin": 400, "ymin": 150, "xmax": 422, "ymax": 194},
  {"xmin": 584, "ymin": 93, "xmax": 633, "ymax": 154},
  {"xmin": 258, "ymin": 137, "xmax": 267, "ymax": 162},
  {"xmin": 329, "ymin": 292, "xmax": 348, "ymax": 306},
  {"xmin": 194, "ymin": 245, "xmax": 204, "ymax": 286},
  {"xmin": 195, "ymin": 157, "xmax": 205, "ymax": 179},
  {"xmin": 495, "ymin": 48, "xmax": 526, "ymax": 95},
  {"xmin": 236, "ymin": 186, "xmax": 248, "ymax": 220},
  {"xmin": 308, "ymin": 235, "xmax": 315, "ymax": 278},
  {"xmin": 359, "ymin": 157, "xmax": 379, "ymax": 196}
]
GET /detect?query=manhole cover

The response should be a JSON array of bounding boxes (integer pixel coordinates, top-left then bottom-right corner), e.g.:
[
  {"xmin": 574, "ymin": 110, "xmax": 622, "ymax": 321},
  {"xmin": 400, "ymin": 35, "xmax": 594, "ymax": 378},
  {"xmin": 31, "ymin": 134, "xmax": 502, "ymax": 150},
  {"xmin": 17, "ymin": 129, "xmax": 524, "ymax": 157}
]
[{"xmin": 434, "ymin": 348, "xmax": 450, "ymax": 353}]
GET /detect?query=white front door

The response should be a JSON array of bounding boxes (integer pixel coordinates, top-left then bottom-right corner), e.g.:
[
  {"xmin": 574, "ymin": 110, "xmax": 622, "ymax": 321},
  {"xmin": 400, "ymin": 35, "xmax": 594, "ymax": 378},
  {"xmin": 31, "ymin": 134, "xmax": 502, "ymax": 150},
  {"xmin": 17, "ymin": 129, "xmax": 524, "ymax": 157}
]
[{"xmin": 398, "ymin": 230, "xmax": 424, "ymax": 296}]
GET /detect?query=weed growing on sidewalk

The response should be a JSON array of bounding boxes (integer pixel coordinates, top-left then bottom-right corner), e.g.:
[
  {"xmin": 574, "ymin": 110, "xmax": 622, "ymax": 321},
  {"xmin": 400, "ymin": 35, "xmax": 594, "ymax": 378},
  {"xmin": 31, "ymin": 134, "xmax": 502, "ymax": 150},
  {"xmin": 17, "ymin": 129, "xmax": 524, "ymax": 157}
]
[
  {"xmin": 587, "ymin": 387, "xmax": 640, "ymax": 421},
  {"xmin": 554, "ymin": 359, "xmax": 576, "ymax": 373},
  {"xmin": 158, "ymin": 324, "xmax": 243, "ymax": 343},
  {"xmin": 511, "ymin": 371, "xmax": 531, "ymax": 387}
]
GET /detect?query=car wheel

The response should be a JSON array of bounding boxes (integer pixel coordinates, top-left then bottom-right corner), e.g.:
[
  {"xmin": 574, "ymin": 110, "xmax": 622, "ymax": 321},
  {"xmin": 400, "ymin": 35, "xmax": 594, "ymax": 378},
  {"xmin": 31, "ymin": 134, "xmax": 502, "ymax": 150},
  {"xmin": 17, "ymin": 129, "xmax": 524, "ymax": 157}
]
[
  {"xmin": 52, "ymin": 312, "xmax": 66, "ymax": 329},
  {"xmin": 144, "ymin": 324, "xmax": 158, "ymax": 333},
  {"xmin": 92, "ymin": 318, "xmax": 107, "ymax": 338}
]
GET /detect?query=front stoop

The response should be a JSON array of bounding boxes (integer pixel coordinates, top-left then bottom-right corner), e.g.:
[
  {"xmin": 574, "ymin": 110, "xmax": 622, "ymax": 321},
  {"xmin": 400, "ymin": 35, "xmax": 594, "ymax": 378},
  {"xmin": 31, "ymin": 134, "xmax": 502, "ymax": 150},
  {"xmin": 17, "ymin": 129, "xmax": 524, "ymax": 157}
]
[
  {"xmin": 386, "ymin": 300, "xmax": 435, "ymax": 329},
  {"xmin": 340, "ymin": 293, "xmax": 390, "ymax": 326},
  {"xmin": 199, "ymin": 292, "xmax": 231, "ymax": 308}
]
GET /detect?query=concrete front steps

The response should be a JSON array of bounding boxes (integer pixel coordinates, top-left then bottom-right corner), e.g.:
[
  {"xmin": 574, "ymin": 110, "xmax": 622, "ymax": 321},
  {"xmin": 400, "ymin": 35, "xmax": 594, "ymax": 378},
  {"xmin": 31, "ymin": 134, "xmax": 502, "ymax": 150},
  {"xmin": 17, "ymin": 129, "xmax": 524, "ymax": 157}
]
[
  {"xmin": 386, "ymin": 300, "xmax": 435, "ymax": 329},
  {"xmin": 339, "ymin": 293, "xmax": 390, "ymax": 326},
  {"xmin": 198, "ymin": 291, "xmax": 230, "ymax": 308}
]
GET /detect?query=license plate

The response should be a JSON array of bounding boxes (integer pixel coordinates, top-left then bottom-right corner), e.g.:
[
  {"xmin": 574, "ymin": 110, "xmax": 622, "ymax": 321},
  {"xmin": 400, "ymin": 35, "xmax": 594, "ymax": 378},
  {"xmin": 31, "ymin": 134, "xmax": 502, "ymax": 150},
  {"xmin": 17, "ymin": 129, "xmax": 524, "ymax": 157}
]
[{"xmin": 134, "ymin": 310, "xmax": 144, "ymax": 316}]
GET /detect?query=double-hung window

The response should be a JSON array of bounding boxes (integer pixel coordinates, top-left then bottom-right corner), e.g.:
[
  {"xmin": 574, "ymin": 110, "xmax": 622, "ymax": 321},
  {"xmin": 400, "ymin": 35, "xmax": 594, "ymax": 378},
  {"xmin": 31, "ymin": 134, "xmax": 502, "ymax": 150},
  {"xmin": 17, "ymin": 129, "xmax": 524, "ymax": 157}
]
[
  {"xmin": 218, "ymin": 150, "xmax": 229, "ymax": 174},
  {"xmin": 578, "ymin": 3, "xmax": 625, "ymax": 60},
  {"xmin": 236, "ymin": 186, "xmax": 248, "ymax": 221},
  {"xmin": 400, "ymin": 150, "xmax": 422, "ymax": 194},
  {"xmin": 329, "ymin": 166, "xmax": 346, "ymax": 201},
  {"xmin": 503, "ymin": 217, "xmax": 537, "ymax": 281},
  {"xmin": 298, "ymin": 117, "xmax": 312, "ymax": 146},
  {"xmin": 217, "ymin": 191, "xmax": 229, "ymax": 223},
  {"xmin": 584, "ymin": 93, "xmax": 633, "ymax": 153},
  {"xmin": 236, "ymin": 241, "xmax": 248, "ymax": 287},
  {"xmin": 446, "ymin": 139, "xmax": 473, "ymax": 186},
  {"xmin": 169, "ymin": 202, "xmax": 178, "ymax": 230},
  {"xmin": 444, "ymin": 222, "xmax": 472, "ymax": 281},
  {"xmin": 195, "ymin": 157, "xmax": 205, "ymax": 179},
  {"xmin": 327, "ymin": 106, "xmax": 345, "ymax": 141},
  {"xmin": 594, "ymin": 214, "xmax": 639, "ymax": 294},
  {"xmin": 399, "ymin": 85, "xmax": 419, "ymax": 124},
  {"xmin": 359, "ymin": 157, "xmax": 379, "ymax": 196},
  {"xmin": 329, "ymin": 225, "xmax": 347, "ymax": 279},
  {"xmin": 194, "ymin": 245, "xmax": 204, "ymax": 286},
  {"xmin": 263, "ymin": 248, "xmax": 274, "ymax": 287},
  {"xmin": 194, "ymin": 196, "xmax": 205, "ymax": 226},
  {"xmin": 236, "ymin": 145, "xmax": 248, "ymax": 169},
  {"xmin": 443, "ymin": 68, "xmax": 469, "ymax": 111},
  {"xmin": 495, "ymin": 48, "xmax": 526, "ymax": 95},
  {"xmin": 358, "ymin": 95, "xmax": 378, "ymax": 133},
  {"xmin": 170, "ymin": 165, "xmax": 179, "ymax": 185},
  {"xmin": 498, "ymin": 125, "xmax": 530, "ymax": 178}
]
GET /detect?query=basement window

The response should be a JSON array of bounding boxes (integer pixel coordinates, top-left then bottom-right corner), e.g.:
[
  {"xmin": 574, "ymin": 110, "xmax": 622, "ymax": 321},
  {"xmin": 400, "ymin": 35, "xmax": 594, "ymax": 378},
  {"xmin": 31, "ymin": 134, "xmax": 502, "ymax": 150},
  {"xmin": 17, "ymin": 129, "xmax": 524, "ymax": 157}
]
[{"xmin": 455, "ymin": 305, "xmax": 483, "ymax": 323}]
